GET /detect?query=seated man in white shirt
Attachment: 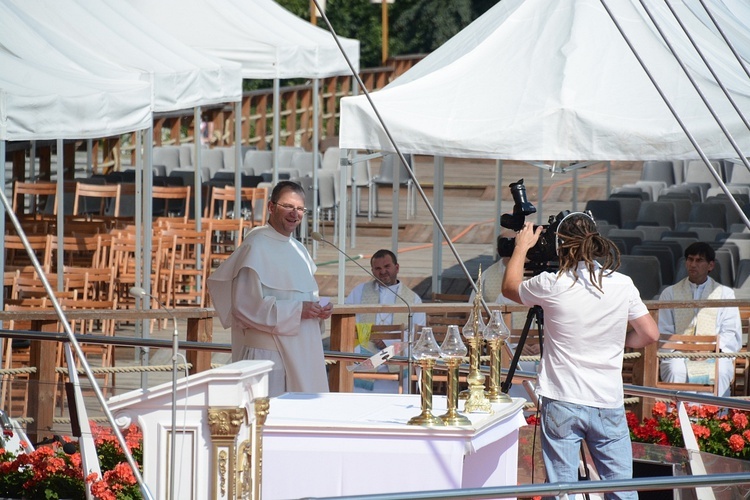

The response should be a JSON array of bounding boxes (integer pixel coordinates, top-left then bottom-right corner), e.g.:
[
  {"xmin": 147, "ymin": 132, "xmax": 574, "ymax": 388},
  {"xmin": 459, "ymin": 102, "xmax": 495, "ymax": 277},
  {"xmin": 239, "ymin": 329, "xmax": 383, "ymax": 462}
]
[
  {"xmin": 345, "ymin": 249, "xmax": 426, "ymax": 392},
  {"xmin": 658, "ymin": 242, "xmax": 742, "ymax": 397}
]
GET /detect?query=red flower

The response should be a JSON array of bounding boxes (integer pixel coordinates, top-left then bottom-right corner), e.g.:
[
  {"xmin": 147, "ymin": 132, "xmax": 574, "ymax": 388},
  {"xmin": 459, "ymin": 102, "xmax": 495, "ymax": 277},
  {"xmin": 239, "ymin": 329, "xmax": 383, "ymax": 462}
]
[
  {"xmin": 653, "ymin": 401, "xmax": 668, "ymax": 418},
  {"xmin": 732, "ymin": 411, "xmax": 749, "ymax": 430},
  {"xmin": 728, "ymin": 434, "xmax": 745, "ymax": 453}
]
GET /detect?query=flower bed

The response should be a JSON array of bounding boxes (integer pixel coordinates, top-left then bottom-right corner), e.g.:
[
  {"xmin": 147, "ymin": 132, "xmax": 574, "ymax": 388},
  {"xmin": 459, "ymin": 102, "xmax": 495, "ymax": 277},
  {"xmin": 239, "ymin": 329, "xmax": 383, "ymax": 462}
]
[
  {"xmin": 0, "ymin": 422, "xmax": 143, "ymax": 500},
  {"xmin": 627, "ymin": 402, "xmax": 750, "ymax": 460}
]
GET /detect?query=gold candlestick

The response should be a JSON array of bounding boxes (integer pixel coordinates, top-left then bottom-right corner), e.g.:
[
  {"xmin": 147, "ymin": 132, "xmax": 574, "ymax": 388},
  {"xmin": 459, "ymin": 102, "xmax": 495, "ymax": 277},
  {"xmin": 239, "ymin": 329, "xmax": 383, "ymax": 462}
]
[
  {"xmin": 439, "ymin": 325, "xmax": 471, "ymax": 426},
  {"xmin": 407, "ymin": 327, "xmax": 443, "ymax": 427},
  {"xmin": 484, "ymin": 310, "xmax": 512, "ymax": 403},
  {"xmin": 439, "ymin": 356, "xmax": 471, "ymax": 425},
  {"xmin": 407, "ymin": 358, "xmax": 443, "ymax": 426},
  {"xmin": 461, "ymin": 266, "xmax": 492, "ymax": 413}
]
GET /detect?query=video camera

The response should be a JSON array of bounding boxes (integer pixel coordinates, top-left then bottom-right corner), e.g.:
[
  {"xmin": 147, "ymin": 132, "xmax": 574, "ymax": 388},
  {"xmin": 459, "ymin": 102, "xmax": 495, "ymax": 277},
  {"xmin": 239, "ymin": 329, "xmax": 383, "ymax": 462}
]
[{"xmin": 496, "ymin": 179, "xmax": 570, "ymax": 271}]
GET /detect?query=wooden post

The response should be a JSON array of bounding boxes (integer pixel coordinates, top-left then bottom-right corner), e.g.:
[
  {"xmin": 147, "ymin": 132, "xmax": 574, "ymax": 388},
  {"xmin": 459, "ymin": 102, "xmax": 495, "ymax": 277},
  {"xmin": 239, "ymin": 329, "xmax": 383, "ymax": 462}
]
[
  {"xmin": 26, "ymin": 319, "xmax": 59, "ymax": 445},
  {"xmin": 328, "ymin": 312, "xmax": 356, "ymax": 392},
  {"xmin": 186, "ymin": 316, "xmax": 213, "ymax": 375}
]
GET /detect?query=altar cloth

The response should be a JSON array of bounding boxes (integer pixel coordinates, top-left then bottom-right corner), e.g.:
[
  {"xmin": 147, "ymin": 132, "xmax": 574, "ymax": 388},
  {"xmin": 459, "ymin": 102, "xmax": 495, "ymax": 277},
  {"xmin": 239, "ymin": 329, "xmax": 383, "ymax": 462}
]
[{"xmin": 262, "ymin": 392, "xmax": 526, "ymax": 499}]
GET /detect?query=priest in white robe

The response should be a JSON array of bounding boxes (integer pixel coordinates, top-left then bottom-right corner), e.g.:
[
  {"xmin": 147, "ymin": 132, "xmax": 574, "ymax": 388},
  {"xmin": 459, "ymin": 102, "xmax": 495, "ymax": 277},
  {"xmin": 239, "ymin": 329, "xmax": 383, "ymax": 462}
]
[{"xmin": 208, "ymin": 181, "xmax": 332, "ymax": 397}]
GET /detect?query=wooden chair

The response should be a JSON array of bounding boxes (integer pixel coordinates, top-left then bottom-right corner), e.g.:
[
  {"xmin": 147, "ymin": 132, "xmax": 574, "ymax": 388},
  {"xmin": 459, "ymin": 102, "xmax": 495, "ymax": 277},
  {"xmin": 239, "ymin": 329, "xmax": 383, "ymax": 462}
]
[
  {"xmin": 13, "ymin": 181, "xmax": 57, "ymax": 217},
  {"xmin": 656, "ymin": 334, "xmax": 721, "ymax": 395},
  {"xmin": 208, "ymin": 185, "xmax": 255, "ymax": 219},
  {"xmin": 152, "ymin": 185, "xmax": 191, "ymax": 221},
  {"xmin": 5, "ymin": 234, "xmax": 47, "ymax": 267},
  {"xmin": 1, "ymin": 299, "xmax": 51, "ymax": 417},
  {"xmin": 161, "ymin": 228, "xmax": 211, "ymax": 308},
  {"xmin": 43, "ymin": 234, "xmax": 100, "ymax": 272},
  {"xmin": 352, "ymin": 324, "xmax": 406, "ymax": 393},
  {"xmin": 251, "ymin": 187, "xmax": 268, "ymax": 227},
  {"xmin": 72, "ymin": 182, "xmax": 122, "ymax": 217},
  {"xmin": 204, "ymin": 218, "xmax": 244, "ymax": 272}
]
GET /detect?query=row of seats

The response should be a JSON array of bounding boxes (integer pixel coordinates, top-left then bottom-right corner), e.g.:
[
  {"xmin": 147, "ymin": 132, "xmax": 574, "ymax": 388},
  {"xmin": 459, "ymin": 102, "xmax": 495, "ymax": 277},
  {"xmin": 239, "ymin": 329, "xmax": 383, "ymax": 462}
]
[
  {"xmin": 585, "ymin": 195, "xmax": 748, "ymax": 232},
  {"xmin": 152, "ymin": 144, "xmax": 336, "ymax": 183},
  {"xmin": 617, "ymin": 158, "xmax": 750, "ymax": 202},
  {"xmin": 594, "ymin": 216, "xmax": 750, "ymax": 300}
]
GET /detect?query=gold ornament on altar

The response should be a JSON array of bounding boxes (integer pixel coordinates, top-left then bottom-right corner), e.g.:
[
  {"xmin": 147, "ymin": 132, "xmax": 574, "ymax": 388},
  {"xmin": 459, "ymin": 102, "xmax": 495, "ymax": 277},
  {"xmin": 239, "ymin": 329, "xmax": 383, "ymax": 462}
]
[
  {"xmin": 483, "ymin": 310, "xmax": 512, "ymax": 403},
  {"xmin": 439, "ymin": 324, "xmax": 471, "ymax": 426},
  {"xmin": 407, "ymin": 327, "xmax": 444, "ymax": 426},
  {"xmin": 462, "ymin": 265, "xmax": 492, "ymax": 413}
]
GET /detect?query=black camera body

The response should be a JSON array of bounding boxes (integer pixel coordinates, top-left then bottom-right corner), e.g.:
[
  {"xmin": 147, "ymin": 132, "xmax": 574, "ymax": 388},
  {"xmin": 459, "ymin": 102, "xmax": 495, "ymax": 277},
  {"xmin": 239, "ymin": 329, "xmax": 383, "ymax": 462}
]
[{"xmin": 496, "ymin": 179, "xmax": 570, "ymax": 270}]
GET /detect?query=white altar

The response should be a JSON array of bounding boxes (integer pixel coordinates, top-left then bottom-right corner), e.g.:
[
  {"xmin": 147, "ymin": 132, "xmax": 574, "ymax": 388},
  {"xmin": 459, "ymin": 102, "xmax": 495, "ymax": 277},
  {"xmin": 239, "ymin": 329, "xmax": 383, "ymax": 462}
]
[
  {"xmin": 262, "ymin": 393, "xmax": 526, "ymax": 499},
  {"xmin": 107, "ymin": 360, "xmax": 272, "ymax": 500}
]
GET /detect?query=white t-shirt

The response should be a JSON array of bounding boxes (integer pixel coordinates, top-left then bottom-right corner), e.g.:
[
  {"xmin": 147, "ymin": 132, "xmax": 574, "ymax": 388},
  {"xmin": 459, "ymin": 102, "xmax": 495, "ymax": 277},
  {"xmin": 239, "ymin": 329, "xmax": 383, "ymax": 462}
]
[{"xmin": 518, "ymin": 262, "xmax": 649, "ymax": 408}]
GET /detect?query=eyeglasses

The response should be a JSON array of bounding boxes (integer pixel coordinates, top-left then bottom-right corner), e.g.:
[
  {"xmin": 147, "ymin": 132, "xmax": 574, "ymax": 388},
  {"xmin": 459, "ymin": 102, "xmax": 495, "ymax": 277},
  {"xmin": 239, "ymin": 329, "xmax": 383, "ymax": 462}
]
[{"xmin": 272, "ymin": 201, "xmax": 308, "ymax": 215}]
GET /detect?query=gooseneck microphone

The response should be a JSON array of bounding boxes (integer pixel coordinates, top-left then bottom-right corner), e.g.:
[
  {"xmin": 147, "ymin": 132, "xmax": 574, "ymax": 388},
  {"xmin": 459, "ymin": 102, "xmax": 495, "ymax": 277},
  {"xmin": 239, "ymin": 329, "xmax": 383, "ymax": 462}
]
[
  {"xmin": 311, "ymin": 231, "xmax": 415, "ymax": 394},
  {"xmin": 129, "ymin": 286, "xmax": 179, "ymax": 500}
]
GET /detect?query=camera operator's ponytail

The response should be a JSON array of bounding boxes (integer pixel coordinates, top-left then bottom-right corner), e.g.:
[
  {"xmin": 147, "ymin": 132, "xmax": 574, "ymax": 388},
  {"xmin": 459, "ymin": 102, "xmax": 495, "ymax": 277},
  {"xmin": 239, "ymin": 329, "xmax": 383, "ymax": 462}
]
[{"xmin": 556, "ymin": 214, "xmax": 620, "ymax": 293}]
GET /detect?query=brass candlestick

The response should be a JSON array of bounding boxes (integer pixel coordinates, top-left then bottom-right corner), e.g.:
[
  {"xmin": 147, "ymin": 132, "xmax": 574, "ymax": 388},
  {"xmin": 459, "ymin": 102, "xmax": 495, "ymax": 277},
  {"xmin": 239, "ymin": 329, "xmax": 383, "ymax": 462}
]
[
  {"xmin": 461, "ymin": 267, "xmax": 492, "ymax": 413},
  {"xmin": 439, "ymin": 325, "xmax": 471, "ymax": 426},
  {"xmin": 407, "ymin": 327, "xmax": 443, "ymax": 427},
  {"xmin": 440, "ymin": 357, "xmax": 471, "ymax": 425},
  {"xmin": 407, "ymin": 357, "xmax": 443, "ymax": 426},
  {"xmin": 484, "ymin": 310, "xmax": 512, "ymax": 403}
]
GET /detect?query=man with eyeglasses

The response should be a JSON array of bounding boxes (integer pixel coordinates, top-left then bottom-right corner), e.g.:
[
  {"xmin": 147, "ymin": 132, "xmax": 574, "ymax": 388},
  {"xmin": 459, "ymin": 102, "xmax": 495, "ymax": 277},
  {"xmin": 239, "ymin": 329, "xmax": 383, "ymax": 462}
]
[{"xmin": 208, "ymin": 180, "xmax": 332, "ymax": 397}]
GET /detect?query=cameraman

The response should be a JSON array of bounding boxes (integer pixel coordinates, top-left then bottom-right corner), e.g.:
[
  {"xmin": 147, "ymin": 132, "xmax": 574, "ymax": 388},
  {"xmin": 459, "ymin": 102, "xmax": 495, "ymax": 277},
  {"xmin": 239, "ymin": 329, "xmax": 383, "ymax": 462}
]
[{"xmin": 501, "ymin": 215, "xmax": 658, "ymax": 500}]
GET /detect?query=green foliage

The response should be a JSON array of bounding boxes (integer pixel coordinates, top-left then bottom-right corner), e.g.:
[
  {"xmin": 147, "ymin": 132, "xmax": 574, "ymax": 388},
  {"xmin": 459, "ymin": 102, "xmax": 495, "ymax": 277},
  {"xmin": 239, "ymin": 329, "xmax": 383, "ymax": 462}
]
[{"xmin": 275, "ymin": 0, "xmax": 499, "ymax": 69}]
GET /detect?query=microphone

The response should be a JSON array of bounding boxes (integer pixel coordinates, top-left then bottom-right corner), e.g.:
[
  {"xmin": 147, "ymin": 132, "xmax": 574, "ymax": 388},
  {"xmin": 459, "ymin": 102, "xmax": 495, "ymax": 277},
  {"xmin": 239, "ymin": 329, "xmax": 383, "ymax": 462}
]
[
  {"xmin": 311, "ymin": 231, "xmax": 415, "ymax": 394},
  {"xmin": 128, "ymin": 286, "xmax": 179, "ymax": 500}
]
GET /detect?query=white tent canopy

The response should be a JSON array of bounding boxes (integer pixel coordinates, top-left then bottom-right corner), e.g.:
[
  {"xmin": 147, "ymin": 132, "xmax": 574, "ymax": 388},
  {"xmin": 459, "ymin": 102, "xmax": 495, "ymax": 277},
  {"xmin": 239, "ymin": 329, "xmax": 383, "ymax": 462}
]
[
  {"xmin": 0, "ymin": 0, "xmax": 241, "ymax": 111},
  {"xmin": 340, "ymin": 0, "xmax": 750, "ymax": 161},
  {"xmin": 127, "ymin": 0, "xmax": 359, "ymax": 79},
  {"xmin": 0, "ymin": 51, "xmax": 151, "ymax": 141}
]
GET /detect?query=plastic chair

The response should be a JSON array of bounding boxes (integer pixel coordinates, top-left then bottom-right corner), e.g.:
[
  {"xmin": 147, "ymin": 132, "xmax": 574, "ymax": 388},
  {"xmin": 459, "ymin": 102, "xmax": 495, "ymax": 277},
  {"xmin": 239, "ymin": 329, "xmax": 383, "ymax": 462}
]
[
  {"xmin": 290, "ymin": 151, "xmax": 322, "ymax": 177},
  {"xmin": 243, "ymin": 150, "xmax": 273, "ymax": 173},
  {"xmin": 636, "ymin": 201, "xmax": 676, "ymax": 229},
  {"xmin": 634, "ymin": 225, "xmax": 670, "ymax": 241},
  {"xmin": 153, "ymin": 146, "xmax": 181, "ymax": 174},
  {"xmin": 372, "ymin": 154, "xmax": 416, "ymax": 219},
  {"xmin": 631, "ymin": 245, "xmax": 675, "ymax": 286},
  {"xmin": 641, "ymin": 160, "xmax": 676, "ymax": 185},
  {"xmin": 688, "ymin": 202, "xmax": 727, "ymax": 230},
  {"xmin": 584, "ymin": 200, "xmax": 622, "ymax": 228},
  {"xmin": 618, "ymin": 255, "xmax": 663, "ymax": 299},
  {"xmin": 608, "ymin": 196, "xmax": 641, "ymax": 228}
]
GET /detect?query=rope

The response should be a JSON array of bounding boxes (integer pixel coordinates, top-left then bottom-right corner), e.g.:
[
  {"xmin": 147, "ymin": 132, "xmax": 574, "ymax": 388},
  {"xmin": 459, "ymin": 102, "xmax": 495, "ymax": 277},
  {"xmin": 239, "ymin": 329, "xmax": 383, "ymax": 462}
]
[
  {"xmin": 657, "ymin": 351, "xmax": 748, "ymax": 359},
  {"xmin": 0, "ymin": 367, "xmax": 37, "ymax": 375},
  {"xmin": 54, "ymin": 364, "xmax": 192, "ymax": 375}
]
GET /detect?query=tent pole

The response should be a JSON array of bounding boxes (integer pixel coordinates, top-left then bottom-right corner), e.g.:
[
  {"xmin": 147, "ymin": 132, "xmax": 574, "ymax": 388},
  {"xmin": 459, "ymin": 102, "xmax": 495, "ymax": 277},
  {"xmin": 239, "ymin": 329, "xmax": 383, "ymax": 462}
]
[
  {"xmin": 56, "ymin": 139, "xmax": 64, "ymax": 291},
  {"xmin": 0, "ymin": 140, "xmax": 4, "ymax": 313},
  {"xmin": 30, "ymin": 140, "xmax": 36, "ymax": 181},
  {"xmin": 431, "ymin": 156, "xmax": 444, "ymax": 297},
  {"xmin": 572, "ymin": 168, "xmax": 579, "ymax": 212},
  {"xmin": 273, "ymin": 79, "xmax": 280, "ymax": 186},
  {"xmin": 337, "ymin": 148, "xmax": 349, "ymax": 304},
  {"xmin": 696, "ymin": 0, "xmax": 750, "ymax": 81},
  {"xmin": 495, "ymin": 160, "xmax": 503, "ymax": 245},
  {"xmin": 312, "ymin": 77, "xmax": 320, "ymax": 258},
  {"xmin": 391, "ymin": 154, "xmax": 400, "ymax": 252},
  {"xmin": 235, "ymin": 101, "xmax": 242, "ymax": 217}
]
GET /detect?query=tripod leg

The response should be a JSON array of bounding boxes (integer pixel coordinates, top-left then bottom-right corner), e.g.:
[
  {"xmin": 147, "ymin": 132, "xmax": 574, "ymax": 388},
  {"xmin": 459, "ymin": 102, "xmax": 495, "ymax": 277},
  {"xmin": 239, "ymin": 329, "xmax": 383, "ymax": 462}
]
[{"xmin": 501, "ymin": 307, "xmax": 536, "ymax": 393}]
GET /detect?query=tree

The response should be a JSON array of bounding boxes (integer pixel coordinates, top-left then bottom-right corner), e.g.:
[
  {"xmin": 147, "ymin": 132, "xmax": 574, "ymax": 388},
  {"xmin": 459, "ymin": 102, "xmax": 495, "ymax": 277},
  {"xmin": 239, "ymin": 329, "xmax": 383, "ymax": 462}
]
[{"xmin": 275, "ymin": 0, "xmax": 499, "ymax": 68}]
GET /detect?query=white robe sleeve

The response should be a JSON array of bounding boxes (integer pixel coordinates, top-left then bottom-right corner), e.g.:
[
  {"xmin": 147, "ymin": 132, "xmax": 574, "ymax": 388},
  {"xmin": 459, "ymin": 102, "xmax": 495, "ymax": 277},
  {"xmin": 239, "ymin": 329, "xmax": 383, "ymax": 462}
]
[{"xmin": 232, "ymin": 267, "xmax": 303, "ymax": 336}]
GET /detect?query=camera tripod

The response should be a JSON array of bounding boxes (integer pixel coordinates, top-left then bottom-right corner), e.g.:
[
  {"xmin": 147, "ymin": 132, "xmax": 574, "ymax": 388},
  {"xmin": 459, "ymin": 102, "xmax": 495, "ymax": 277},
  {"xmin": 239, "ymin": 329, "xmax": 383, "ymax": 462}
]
[{"xmin": 501, "ymin": 305, "xmax": 543, "ymax": 394}]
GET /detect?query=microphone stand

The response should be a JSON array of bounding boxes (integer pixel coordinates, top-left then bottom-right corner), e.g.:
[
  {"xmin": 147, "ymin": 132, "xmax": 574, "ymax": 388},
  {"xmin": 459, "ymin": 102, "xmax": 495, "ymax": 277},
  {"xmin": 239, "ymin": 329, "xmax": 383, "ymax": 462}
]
[
  {"xmin": 312, "ymin": 232, "xmax": 415, "ymax": 394},
  {"xmin": 130, "ymin": 287, "xmax": 178, "ymax": 500}
]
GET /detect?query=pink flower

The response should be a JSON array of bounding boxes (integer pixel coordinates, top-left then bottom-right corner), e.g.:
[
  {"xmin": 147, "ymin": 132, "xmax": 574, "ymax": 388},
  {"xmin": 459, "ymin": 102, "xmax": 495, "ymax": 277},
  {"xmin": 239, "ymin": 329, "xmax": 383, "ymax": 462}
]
[
  {"xmin": 732, "ymin": 412, "xmax": 749, "ymax": 430},
  {"xmin": 692, "ymin": 424, "xmax": 711, "ymax": 439}
]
